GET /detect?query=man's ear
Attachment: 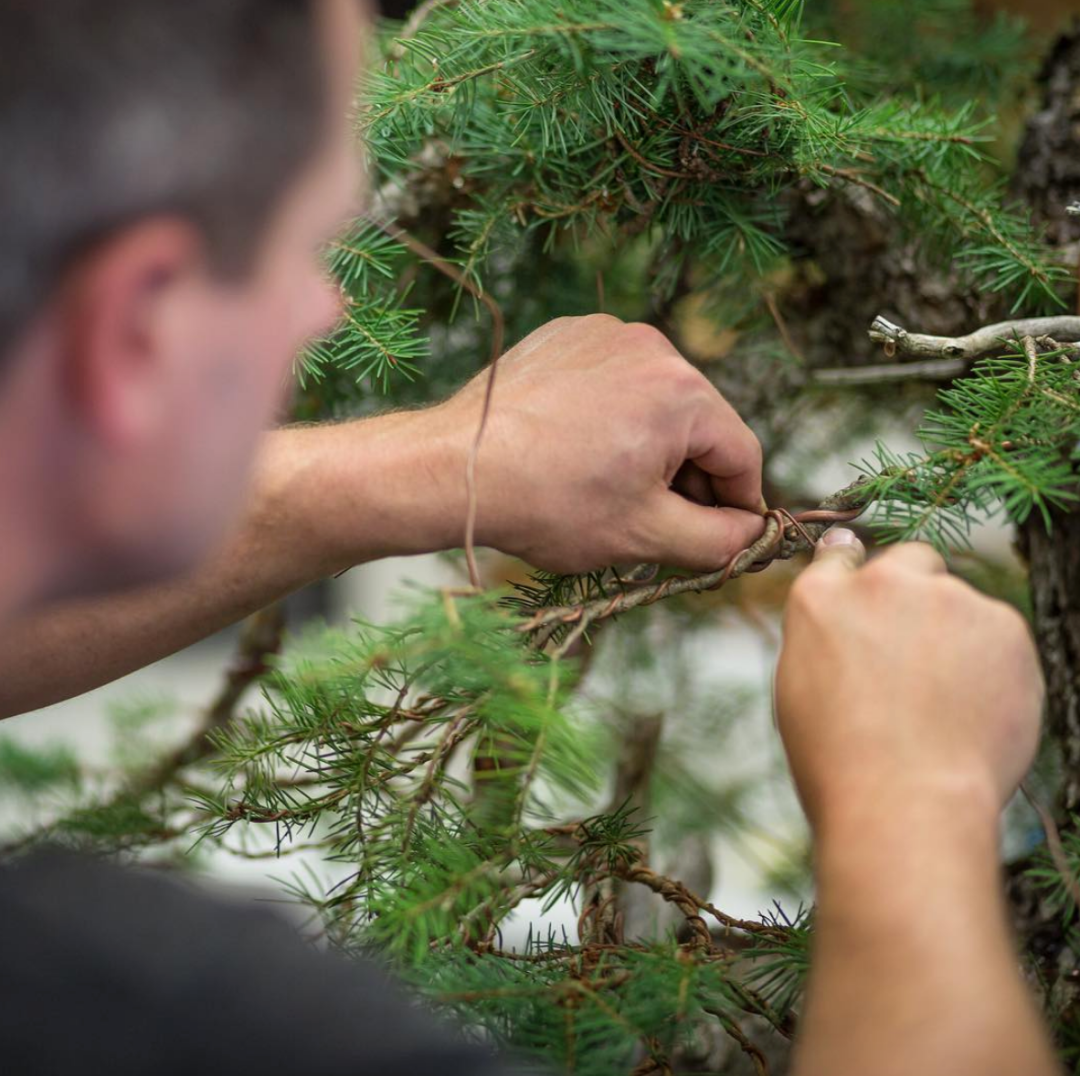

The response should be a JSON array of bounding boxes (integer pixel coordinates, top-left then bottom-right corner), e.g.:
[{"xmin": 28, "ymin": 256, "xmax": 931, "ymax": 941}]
[{"xmin": 56, "ymin": 218, "xmax": 206, "ymax": 449}]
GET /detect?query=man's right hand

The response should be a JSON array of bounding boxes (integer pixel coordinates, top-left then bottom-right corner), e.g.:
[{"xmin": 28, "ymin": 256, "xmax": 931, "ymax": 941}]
[
  {"xmin": 775, "ymin": 529, "xmax": 1044, "ymax": 832},
  {"xmin": 417, "ymin": 314, "xmax": 766, "ymax": 574}
]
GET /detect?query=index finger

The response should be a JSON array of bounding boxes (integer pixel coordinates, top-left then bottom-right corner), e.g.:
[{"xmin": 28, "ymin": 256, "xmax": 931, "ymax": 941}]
[{"xmin": 686, "ymin": 388, "xmax": 764, "ymax": 513}]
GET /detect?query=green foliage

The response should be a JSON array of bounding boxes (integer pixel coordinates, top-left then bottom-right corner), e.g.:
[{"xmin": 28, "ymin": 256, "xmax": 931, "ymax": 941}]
[
  {"xmin": 861, "ymin": 343, "xmax": 1080, "ymax": 551},
  {"xmin": 1027, "ymin": 824, "xmax": 1080, "ymax": 928},
  {"xmin": 295, "ymin": 222, "xmax": 430, "ymax": 416},
  {"xmin": 299, "ymin": 0, "xmax": 1064, "ymax": 423},
  {"xmin": 52, "ymin": 798, "xmax": 172, "ymax": 851},
  {"xmin": 163, "ymin": 573, "xmax": 806, "ymax": 1070},
  {"xmin": 196, "ymin": 594, "xmax": 596, "ymax": 948},
  {"xmin": 1025, "ymin": 815, "xmax": 1080, "ymax": 1070},
  {"xmin": 743, "ymin": 904, "xmax": 813, "ymax": 1017},
  {"xmin": 805, "ymin": 0, "xmax": 1037, "ymax": 108},
  {"xmin": 413, "ymin": 942, "xmax": 752, "ymax": 1076},
  {"xmin": 0, "ymin": 739, "xmax": 80, "ymax": 797}
]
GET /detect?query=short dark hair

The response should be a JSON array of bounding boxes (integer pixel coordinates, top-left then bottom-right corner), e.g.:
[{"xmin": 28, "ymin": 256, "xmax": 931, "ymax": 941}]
[{"xmin": 0, "ymin": 0, "xmax": 329, "ymax": 360}]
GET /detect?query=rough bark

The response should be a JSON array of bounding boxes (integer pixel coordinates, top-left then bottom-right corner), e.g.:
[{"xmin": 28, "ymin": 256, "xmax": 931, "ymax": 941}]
[
  {"xmin": 1019, "ymin": 511, "xmax": 1080, "ymax": 817},
  {"xmin": 786, "ymin": 189, "xmax": 994, "ymax": 363},
  {"xmin": 1012, "ymin": 509, "xmax": 1080, "ymax": 1023},
  {"xmin": 1012, "ymin": 22, "xmax": 1080, "ymax": 817},
  {"xmin": 1013, "ymin": 22, "xmax": 1080, "ymax": 254},
  {"xmin": 1006, "ymin": 22, "xmax": 1080, "ymax": 1030}
]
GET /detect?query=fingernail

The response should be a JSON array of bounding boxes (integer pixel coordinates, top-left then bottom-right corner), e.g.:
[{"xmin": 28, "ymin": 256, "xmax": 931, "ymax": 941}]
[{"xmin": 819, "ymin": 527, "xmax": 859, "ymax": 547}]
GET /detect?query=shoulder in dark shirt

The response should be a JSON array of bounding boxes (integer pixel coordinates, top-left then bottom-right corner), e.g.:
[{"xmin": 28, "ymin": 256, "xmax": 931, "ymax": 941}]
[{"xmin": 0, "ymin": 852, "xmax": 518, "ymax": 1076}]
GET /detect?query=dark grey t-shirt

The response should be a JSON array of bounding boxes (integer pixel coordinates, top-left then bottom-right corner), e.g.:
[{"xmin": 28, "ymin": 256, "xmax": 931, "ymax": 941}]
[{"xmin": 0, "ymin": 853, "xmax": 513, "ymax": 1075}]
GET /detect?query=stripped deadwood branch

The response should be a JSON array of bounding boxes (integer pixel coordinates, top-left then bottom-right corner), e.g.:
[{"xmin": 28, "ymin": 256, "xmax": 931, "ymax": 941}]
[{"xmin": 867, "ymin": 315, "xmax": 1080, "ymax": 363}]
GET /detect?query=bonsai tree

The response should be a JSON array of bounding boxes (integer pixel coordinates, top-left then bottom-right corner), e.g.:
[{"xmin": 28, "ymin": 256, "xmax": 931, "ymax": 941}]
[{"xmin": 4, "ymin": 1, "xmax": 1080, "ymax": 1071}]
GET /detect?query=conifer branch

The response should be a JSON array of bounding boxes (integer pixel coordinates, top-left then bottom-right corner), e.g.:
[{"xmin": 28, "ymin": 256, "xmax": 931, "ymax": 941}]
[
  {"xmin": 127, "ymin": 604, "xmax": 285, "ymax": 797},
  {"xmin": 618, "ymin": 863, "xmax": 790, "ymax": 944},
  {"xmin": 815, "ymin": 163, "xmax": 900, "ymax": 207},
  {"xmin": 1020, "ymin": 782, "xmax": 1080, "ymax": 916},
  {"xmin": 518, "ymin": 479, "xmax": 874, "ymax": 644},
  {"xmin": 707, "ymin": 1009, "xmax": 770, "ymax": 1076},
  {"xmin": 363, "ymin": 216, "xmax": 505, "ymax": 367}
]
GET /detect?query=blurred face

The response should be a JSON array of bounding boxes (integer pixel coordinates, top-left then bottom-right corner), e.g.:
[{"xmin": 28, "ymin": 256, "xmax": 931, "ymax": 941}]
[
  {"xmin": 144, "ymin": 37, "xmax": 362, "ymax": 569},
  {"xmin": 36, "ymin": 0, "xmax": 366, "ymax": 595}
]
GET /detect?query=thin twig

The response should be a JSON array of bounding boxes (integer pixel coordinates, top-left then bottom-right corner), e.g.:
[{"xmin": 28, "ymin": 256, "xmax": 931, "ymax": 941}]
[
  {"xmin": 463, "ymin": 357, "xmax": 501, "ymax": 588},
  {"xmin": 397, "ymin": 0, "xmax": 455, "ymax": 46},
  {"xmin": 1020, "ymin": 781, "xmax": 1080, "ymax": 915},
  {"xmin": 816, "ymin": 163, "xmax": 900, "ymax": 208},
  {"xmin": 359, "ymin": 218, "xmax": 505, "ymax": 367},
  {"xmin": 764, "ymin": 292, "xmax": 804, "ymax": 364},
  {"xmin": 614, "ymin": 130, "xmax": 697, "ymax": 181},
  {"xmin": 1022, "ymin": 335, "xmax": 1039, "ymax": 383},
  {"xmin": 813, "ymin": 357, "xmax": 968, "ymax": 385},
  {"xmin": 127, "ymin": 604, "xmax": 285, "ymax": 797},
  {"xmin": 708, "ymin": 1008, "xmax": 770, "ymax": 1076}
]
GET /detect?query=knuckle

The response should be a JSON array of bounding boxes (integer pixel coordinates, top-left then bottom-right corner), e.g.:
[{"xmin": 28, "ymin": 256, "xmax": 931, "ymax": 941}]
[
  {"xmin": 741, "ymin": 426, "xmax": 764, "ymax": 468},
  {"xmin": 933, "ymin": 575, "xmax": 973, "ymax": 603},
  {"xmin": 934, "ymin": 574, "xmax": 991, "ymax": 612},
  {"xmin": 650, "ymin": 353, "xmax": 709, "ymax": 395},
  {"xmin": 583, "ymin": 312, "xmax": 624, "ymax": 331},
  {"xmin": 621, "ymin": 347, "xmax": 705, "ymax": 402},
  {"xmin": 927, "ymin": 578, "xmax": 975, "ymax": 623},
  {"xmin": 859, "ymin": 554, "xmax": 903, "ymax": 588},
  {"xmin": 541, "ymin": 313, "xmax": 622, "ymax": 340},
  {"xmin": 622, "ymin": 321, "xmax": 678, "ymax": 353},
  {"xmin": 931, "ymin": 580, "xmax": 1031, "ymax": 647}
]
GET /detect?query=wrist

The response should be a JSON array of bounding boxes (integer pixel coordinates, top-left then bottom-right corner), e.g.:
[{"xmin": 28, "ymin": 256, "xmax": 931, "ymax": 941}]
[
  {"xmin": 814, "ymin": 770, "xmax": 1002, "ymax": 877},
  {"xmin": 297, "ymin": 411, "xmax": 469, "ymax": 574}
]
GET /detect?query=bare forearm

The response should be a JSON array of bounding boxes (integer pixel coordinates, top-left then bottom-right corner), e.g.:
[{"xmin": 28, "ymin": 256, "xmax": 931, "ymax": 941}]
[
  {"xmin": 0, "ymin": 416, "xmax": 462, "ymax": 719},
  {"xmin": 0, "ymin": 313, "xmax": 773, "ymax": 719},
  {"xmin": 795, "ymin": 786, "xmax": 1058, "ymax": 1076}
]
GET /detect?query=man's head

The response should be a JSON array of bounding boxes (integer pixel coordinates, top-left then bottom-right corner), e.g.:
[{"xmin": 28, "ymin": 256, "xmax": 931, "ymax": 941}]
[{"xmin": 0, "ymin": 0, "xmax": 364, "ymax": 604}]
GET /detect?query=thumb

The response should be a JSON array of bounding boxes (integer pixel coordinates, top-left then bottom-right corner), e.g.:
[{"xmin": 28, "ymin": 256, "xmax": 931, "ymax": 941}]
[
  {"xmin": 809, "ymin": 527, "xmax": 867, "ymax": 575},
  {"xmin": 650, "ymin": 492, "xmax": 767, "ymax": 571}
]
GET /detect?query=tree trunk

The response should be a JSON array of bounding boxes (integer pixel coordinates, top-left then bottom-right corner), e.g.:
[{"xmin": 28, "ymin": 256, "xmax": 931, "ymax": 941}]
[
  {"xmin": 1006, "ymin": 23, "xmax": 1080, "ymax": 1031},
  {"xmin": 1012, "ymin": 510, "xmax": 1080, "ymax": 1027},
  {"xmin": 1012, "ymin": 23, "xmax": 1080, "ymax": 817},
  {"xmin": 1018, "ymin": 511, "xmax": 1080, "ymax": 817}
]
